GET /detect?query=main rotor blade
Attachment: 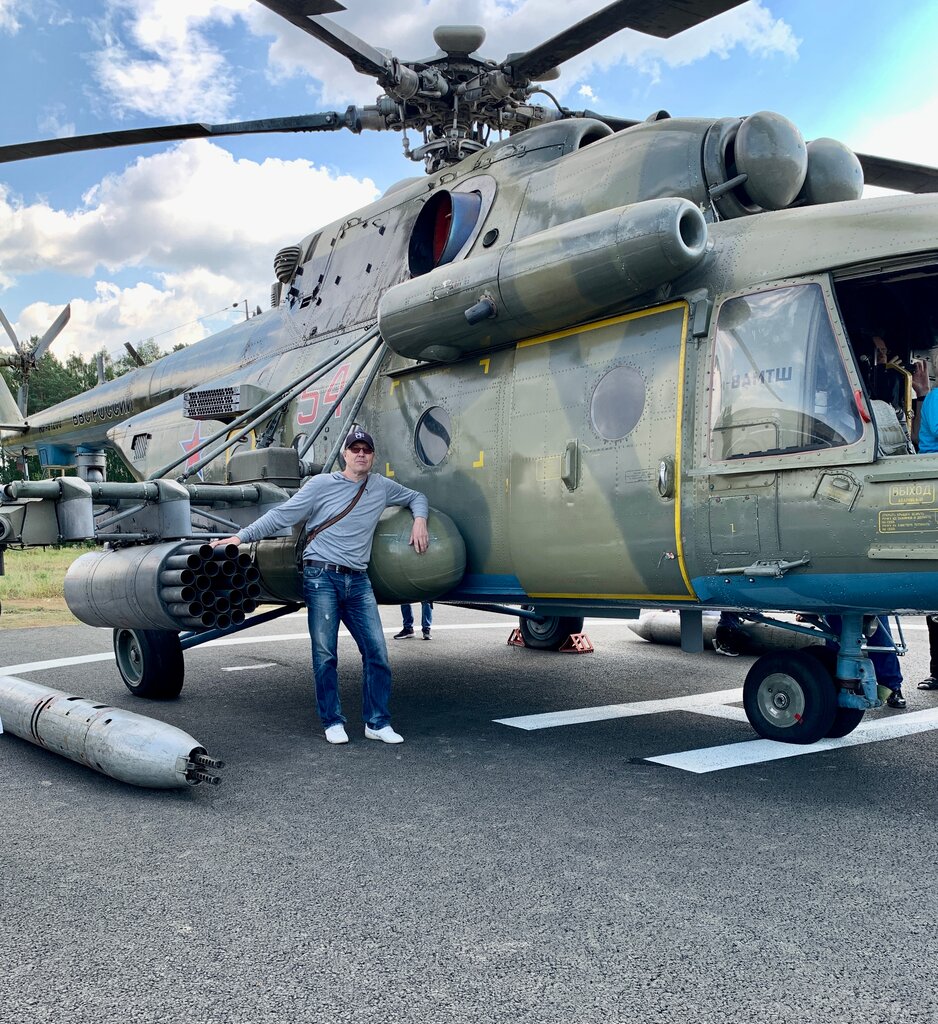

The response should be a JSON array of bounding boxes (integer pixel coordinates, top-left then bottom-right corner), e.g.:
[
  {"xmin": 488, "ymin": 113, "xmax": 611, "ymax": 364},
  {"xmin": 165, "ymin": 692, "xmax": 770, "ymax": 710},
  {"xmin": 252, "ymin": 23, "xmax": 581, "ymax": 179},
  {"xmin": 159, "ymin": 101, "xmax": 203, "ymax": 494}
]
[
  {"xmin": 262, "ymin": 1, "xmax": 346, "ymax": 12},
  {"xmin": 566, "ymin": 109, "xmax": 640, "ymax": 132},
  {"xmin": 0, "ymin": 113, "xmax": 353, "ymax": 164},
  {"xmin": 857, "ymin": 153, "xmax": 938, "ymax": 194},
  {"xmin": 256, "ymin": 1, "xmax": 389, "ymax": 79},
  {"xmin": 32, "ymin": 304, "xmax": 71, "ymax": 363},
  {"xmin": 506, "ymin": 0, "xmax": 747, "ymax": 80},
  {"xmin": 0, "ymin": 308, "xmax": 22, "ymax": 354}
]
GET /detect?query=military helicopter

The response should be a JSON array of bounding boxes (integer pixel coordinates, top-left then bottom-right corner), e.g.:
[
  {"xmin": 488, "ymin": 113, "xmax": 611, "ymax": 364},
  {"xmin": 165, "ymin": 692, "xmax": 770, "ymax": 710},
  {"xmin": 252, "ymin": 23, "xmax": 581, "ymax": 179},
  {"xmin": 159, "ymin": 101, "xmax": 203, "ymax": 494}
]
[{"xmin": 2, "ymin": 0, "xmax": 938, "ymax": 748}]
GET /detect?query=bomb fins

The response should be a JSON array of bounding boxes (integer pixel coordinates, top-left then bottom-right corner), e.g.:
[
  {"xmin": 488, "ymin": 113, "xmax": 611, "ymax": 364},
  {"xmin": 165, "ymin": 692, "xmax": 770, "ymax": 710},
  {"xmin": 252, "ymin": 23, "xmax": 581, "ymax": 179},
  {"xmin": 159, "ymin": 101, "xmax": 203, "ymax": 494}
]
[{"xmin": 0, "ymin": 675, "xmax": 223, "ymax": 788}]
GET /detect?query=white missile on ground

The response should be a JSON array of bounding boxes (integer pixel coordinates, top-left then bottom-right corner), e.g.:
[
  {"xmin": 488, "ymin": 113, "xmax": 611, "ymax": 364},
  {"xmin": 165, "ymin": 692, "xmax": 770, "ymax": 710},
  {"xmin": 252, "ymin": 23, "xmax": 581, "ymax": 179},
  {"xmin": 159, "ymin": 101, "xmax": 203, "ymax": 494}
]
[{"xmin": 0, "ymin": 675, "xmax": 223, "ymax": 788}]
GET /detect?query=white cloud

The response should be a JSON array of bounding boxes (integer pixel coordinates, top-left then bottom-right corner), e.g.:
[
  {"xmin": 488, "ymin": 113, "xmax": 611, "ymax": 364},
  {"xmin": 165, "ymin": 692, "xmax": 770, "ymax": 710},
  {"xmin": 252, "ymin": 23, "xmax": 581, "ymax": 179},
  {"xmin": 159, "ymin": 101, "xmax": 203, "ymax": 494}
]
[
  {"xmin": 0, "ymin": 0, "xmax": 20, "ymax": 34},
  {"xmin": 89, "ymin": 0, "xmax": 255, "ymax": 121},
  {"xmin": 850, "ymin": 95, "xmax": 938, "ymax": 171},
  {"xmin": 578, "ymin": 85, "xmax": 597, "ymax": 102},
  {"xmin": 849, "ymin": 95, "xmax": 938, "ymax": 199},
  {"xmin": 38, "ymin": 104, "xmax": 76, "ymax": 139},
  {"xmin": 0, "ymin": 140, "xmax": 379, "ymax": 356}
]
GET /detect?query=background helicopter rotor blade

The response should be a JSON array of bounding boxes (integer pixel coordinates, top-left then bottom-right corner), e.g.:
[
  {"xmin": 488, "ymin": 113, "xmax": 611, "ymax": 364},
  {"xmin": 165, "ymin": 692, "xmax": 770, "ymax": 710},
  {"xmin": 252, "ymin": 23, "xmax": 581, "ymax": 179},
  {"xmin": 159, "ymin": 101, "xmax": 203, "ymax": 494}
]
[
  {"xmin": 32, "ymin": 304, "xmax": 71, "ymax": 364},
  {"xmin": 0, "ymin": 113, "xmax": 359, "ymax": 165},
  {"xmin": 0, "ymin": 308, "xmax": 22, "ymax": 354},
  {"xmin": 856, "ymin": 153, "xmax": 938, "ymax": 194},
  {"xmin": 256, "ymin": 0, "xmax": 389, "ymax": 79},
  {"xmin": 504, "ymin": 0, "xmax": 747, "ymax": 81}
]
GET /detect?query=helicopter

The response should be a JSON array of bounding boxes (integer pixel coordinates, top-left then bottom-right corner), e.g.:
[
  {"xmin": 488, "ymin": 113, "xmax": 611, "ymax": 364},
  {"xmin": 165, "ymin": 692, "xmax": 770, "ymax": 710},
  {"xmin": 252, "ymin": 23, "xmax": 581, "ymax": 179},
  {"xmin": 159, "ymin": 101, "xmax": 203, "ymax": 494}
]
[{"xmin": 2, "ymin": 0, "xmax": 938, "ymax": 748}]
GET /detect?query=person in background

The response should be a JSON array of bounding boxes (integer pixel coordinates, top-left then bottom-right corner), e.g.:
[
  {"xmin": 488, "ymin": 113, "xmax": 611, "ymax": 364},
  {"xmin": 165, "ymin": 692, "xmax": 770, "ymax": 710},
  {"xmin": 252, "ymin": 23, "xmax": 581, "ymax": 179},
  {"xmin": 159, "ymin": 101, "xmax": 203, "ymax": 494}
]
[
  {"xmin": 395, "ymin": 602, "xmax": 433, "ymax": 641},
  {"xmin": 712, "ymin": 611, "xmax": 746, "ymax": 656},
  {"xmin": 916, "ymin": 616, "xmax": 938, "ymax": 692},
  {"xmin": 915, "ymin": 369, "xmax": 938, "ymax": 691}
]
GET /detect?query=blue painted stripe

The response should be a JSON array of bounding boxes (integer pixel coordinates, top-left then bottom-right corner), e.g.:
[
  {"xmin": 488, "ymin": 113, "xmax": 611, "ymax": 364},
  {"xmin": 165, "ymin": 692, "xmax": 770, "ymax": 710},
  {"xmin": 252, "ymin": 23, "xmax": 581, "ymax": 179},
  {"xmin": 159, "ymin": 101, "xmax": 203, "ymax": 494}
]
[
  {"xmin": 692, "ymin": 572, "xmax": 938, "ymax": 613},
  {"xmin": 442, "ymin": 573, "xmax": 528, "ymax": 602}
]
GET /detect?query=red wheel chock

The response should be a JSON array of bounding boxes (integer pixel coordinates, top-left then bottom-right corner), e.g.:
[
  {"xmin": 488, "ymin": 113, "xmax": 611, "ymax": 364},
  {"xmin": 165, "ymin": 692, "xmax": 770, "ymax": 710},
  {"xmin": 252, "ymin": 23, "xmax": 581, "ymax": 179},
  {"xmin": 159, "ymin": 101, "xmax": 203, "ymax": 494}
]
[{"xmin": 559, "ymin": 633, "xmax": 594, "ymax": 653}]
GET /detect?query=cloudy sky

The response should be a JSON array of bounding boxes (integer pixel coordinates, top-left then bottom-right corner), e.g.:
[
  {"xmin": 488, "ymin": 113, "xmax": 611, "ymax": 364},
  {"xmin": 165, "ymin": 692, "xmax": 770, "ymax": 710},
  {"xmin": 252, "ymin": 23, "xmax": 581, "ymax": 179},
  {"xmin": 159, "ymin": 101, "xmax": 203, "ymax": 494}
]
[{"xmin": 0, "ymin": 0, "xmax": 936, "ymax": 360}]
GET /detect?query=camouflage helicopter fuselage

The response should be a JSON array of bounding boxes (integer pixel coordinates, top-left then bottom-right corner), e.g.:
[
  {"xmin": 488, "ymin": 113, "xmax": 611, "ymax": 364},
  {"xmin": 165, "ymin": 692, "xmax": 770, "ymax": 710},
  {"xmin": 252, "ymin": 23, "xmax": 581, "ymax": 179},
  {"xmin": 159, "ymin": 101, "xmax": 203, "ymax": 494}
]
[{"xmin": 4, "ymin": 114, "xmax": 938, "ymax": 622}]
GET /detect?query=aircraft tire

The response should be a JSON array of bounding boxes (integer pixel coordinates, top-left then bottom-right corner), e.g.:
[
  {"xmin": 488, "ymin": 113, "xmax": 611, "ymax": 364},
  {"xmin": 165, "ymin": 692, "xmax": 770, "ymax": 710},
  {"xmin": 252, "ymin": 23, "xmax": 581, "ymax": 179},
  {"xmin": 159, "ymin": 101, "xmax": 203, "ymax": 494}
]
[
  {"xmin": 743, "ymin": 650, "xmax": 837, "ymax": 744},
  {"xmin": 519, "ymin": 613, "xmax": 584, "ymax": 651},
  {"xmin": 801, "ymin": 644, "xmax": 866, "ymax": 738},
  {"xmin": 113, "ymin": 628, "xmax": 185, "ymax": 700}
]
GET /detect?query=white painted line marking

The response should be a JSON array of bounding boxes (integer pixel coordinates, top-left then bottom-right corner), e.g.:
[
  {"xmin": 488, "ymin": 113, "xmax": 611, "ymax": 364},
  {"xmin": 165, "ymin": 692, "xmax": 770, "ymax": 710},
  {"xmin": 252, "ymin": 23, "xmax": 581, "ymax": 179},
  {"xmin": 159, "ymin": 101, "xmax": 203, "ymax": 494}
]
[
  {"xmin": 495, "ymin": 688, "xmax": 743, "ymax": 730},
  {"xmin": 647, "ymin": 708, "xmax": 938, "ymax": 774},
  {"xmin": 0, "ymin": 652, "xmax": 117, "ymax": 675},
  {"xmin": 203, "ymin": 621, "xmax": 507, "ymax": 648},
  {"xmin": 221, "ymin": 663, "xmax": 278, "ymax": 672},
  {"xmin": 0, "ymin": 622, "xmax": 511, "ymax": 675},
  {"xmin": 689, "ymin": 704, "xmax": 750, "ymax": 724}
]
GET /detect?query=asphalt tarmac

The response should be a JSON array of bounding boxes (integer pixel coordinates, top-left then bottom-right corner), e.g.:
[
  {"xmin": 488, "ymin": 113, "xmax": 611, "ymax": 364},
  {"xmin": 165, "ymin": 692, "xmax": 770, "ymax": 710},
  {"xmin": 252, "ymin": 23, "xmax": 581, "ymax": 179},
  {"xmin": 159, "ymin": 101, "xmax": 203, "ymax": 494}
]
[{"xmin": 1, "ymin": 607, "xmax": 937, "ymax": 1024}]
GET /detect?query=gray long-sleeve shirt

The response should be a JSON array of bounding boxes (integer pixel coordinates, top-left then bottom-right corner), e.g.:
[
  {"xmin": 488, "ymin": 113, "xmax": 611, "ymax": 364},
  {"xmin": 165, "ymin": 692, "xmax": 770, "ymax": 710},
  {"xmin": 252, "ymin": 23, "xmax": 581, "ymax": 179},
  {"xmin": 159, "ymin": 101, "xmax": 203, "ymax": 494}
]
[{"xmin": 236, "ymin": 472, "xmax": 429, "ymax": 571}]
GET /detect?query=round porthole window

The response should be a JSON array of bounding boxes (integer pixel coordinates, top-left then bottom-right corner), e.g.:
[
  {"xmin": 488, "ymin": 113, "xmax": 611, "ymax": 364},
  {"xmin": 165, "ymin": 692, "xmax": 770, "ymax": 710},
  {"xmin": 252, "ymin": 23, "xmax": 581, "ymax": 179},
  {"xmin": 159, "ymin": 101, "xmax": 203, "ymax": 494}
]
[
  {"xmin": 590, "ymin": 365, "xmax": 646, "ymax": 440},
  {"xmin": 415, "ymin": 406, "xmax": 452, "ymax": 466}
]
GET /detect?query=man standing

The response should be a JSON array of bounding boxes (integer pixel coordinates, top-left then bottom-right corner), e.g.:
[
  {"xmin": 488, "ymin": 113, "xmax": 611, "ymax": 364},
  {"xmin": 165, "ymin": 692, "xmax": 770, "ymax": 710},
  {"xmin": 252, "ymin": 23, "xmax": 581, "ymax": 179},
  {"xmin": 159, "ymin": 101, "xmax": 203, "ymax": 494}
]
[{"xmin": 213, "ymin": 428, "xmax": 429, "ymax": 745}]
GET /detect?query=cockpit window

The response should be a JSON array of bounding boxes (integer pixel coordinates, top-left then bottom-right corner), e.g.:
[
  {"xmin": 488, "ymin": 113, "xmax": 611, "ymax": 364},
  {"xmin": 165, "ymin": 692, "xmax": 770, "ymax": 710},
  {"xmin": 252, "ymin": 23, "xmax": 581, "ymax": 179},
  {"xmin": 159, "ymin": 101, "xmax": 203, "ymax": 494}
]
[{"xmin": 710, "ymin": 283, "xmax": 862, "ymax": 461}]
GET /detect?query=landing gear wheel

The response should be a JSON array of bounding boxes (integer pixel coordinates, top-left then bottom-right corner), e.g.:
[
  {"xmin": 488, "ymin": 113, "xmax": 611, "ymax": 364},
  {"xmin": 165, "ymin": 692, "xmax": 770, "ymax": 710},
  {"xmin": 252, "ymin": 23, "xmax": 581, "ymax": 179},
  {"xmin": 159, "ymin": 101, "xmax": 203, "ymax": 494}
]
[
  {"xmin": 518, "ymin": 613, "xmax": 584, "ymax": 651},
  {"xmin": 743, "ymin": 650, "xmax": 837, "ymax": 744},
  {"xmin": 802, "ymin": 644, "xmax": 866, "ymax": 738},
  {"xmin": 113, "ymin": 628, "xmax": 185, "ymax": 699}
]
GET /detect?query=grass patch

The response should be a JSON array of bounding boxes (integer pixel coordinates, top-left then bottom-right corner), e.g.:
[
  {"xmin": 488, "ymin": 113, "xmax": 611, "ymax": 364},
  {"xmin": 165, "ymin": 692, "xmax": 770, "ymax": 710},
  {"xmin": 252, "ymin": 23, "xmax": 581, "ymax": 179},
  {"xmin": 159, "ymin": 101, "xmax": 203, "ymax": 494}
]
[
  {"xmin": 1, "ymin": 598, "xmax": 81, "ymax": 628},
  {"xmin": 1, "ymin": 547, "xmax": 91, "ymax": 628},
  {"xmin": 1, "ymin": 545, "xmax": 91, "ymax": 600}
]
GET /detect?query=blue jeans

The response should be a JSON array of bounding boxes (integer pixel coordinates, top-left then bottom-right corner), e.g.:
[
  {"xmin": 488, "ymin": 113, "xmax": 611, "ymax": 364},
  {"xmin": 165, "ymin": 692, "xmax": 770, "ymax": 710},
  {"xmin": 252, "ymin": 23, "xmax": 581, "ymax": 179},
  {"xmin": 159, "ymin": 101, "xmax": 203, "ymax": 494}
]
[
  {"xmin": 401, "ymin": 602, "xmax": 432, "ymax": 631},
  {"xmin": 303, "ymin": 566, "xmax": 392, "ymax": 729}
]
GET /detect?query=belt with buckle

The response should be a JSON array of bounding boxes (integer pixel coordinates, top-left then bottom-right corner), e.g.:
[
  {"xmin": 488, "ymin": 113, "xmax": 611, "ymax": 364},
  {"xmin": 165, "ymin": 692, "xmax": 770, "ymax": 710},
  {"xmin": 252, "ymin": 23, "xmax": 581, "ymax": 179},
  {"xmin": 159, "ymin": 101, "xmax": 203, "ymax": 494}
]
[{"xmin": 304, "ymin": 559, "xmax": 365, "ymax": 575}]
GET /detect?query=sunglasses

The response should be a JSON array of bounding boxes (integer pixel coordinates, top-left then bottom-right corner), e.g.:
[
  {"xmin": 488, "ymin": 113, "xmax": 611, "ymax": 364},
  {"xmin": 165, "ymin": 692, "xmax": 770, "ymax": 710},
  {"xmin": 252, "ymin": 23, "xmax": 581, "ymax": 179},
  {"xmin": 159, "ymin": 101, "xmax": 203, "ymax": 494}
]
[{"xmin": 347, "ymin": 445, "xmax": 374, "ymax": 454}]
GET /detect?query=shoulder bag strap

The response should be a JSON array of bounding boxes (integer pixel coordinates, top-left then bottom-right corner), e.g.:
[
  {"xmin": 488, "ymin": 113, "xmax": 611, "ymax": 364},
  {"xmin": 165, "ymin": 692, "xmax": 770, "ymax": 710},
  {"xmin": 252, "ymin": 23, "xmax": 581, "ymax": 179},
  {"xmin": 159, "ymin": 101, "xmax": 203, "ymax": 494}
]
[{"xmin": 304, "ymin": 477, "xmax": 368, "ymax": 549}]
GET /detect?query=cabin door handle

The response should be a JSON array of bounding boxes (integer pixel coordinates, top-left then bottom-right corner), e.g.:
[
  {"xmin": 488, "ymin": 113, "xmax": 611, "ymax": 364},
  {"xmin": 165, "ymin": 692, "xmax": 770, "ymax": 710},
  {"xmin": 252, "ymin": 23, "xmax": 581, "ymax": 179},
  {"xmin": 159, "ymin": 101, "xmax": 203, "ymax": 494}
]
[{"xmin": 561, "ymin": 439, "xmax": 579, "ymax": 491}]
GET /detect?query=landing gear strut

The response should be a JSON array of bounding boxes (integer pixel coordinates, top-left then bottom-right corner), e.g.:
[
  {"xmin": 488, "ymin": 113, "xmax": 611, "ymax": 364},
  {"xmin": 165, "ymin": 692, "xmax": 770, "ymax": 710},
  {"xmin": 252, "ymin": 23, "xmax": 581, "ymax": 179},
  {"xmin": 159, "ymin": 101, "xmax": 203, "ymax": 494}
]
[
  {"xmin": 801, "ymin": 645, "xmax": 866, "ymax": 738},
  {"xmin": 113, "ymin": 628, "xmax": 185, "ymax": 699}
]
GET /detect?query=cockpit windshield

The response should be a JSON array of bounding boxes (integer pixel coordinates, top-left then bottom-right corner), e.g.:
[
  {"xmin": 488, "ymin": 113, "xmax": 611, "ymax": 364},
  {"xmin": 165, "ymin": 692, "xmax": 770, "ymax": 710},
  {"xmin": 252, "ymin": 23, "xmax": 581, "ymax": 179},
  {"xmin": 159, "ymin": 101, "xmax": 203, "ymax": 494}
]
[{"xmin": 709, "ymin": 283, "xmax": 863, "ymax": 461}]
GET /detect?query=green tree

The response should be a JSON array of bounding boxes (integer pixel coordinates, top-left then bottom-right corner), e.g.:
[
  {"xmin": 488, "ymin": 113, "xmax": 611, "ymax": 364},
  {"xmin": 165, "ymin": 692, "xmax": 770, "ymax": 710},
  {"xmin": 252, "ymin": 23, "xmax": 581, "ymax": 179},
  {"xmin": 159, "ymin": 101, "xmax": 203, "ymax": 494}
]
[{"xmin": 0, "ymin": 341, "xmax": 175, "ymax": 484}]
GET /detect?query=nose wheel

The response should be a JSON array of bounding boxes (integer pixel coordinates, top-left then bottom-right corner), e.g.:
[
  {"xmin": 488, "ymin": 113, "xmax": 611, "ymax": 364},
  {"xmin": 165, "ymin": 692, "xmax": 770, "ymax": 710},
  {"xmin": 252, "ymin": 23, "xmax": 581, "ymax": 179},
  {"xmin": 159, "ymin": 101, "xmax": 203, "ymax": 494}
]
[
  {"xmin": 113, "ymin": 628, "xmax": 185, "ymax": 699},
  {"xmin": 742, "ymin": 650, "xmax": 837, "ymax": 744}
]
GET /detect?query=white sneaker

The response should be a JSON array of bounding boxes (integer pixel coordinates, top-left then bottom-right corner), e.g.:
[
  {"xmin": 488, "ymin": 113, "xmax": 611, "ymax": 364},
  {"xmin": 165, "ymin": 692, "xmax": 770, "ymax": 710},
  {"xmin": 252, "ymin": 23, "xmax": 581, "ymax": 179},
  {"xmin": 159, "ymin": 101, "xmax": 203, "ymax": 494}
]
[
  {"xmin": 325, "ymin": 724, "xmax": 349, "ymax": 744},
  {"xmin": 364, "ymin": 724, "xmax": 404, "ymax": 744}
]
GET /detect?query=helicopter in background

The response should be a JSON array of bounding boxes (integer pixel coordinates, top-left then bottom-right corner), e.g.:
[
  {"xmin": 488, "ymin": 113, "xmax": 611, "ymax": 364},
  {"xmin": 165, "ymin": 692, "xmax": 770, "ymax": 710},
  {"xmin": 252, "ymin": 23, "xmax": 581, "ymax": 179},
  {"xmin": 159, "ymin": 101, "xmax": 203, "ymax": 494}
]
[{"xmin": 2, "ymin": 0, "xmax": 938, "ymax": 747}]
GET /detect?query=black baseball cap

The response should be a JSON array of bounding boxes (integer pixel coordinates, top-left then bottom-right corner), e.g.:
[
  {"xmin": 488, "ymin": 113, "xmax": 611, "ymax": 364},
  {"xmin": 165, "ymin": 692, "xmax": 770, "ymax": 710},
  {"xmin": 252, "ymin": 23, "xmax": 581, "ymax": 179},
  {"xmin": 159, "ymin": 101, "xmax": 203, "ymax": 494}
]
[{"xmin": 344, "ymin": 428, "xmax": 375, "ymax": 452}]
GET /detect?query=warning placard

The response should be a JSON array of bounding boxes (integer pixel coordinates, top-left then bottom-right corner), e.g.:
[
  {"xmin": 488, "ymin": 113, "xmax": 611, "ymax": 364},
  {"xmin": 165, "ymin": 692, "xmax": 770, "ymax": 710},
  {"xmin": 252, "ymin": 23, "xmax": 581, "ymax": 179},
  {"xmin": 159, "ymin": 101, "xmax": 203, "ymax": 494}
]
[{"xmin": 878, "ymin": 509, "xmax": 938, "ymax": 533}]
